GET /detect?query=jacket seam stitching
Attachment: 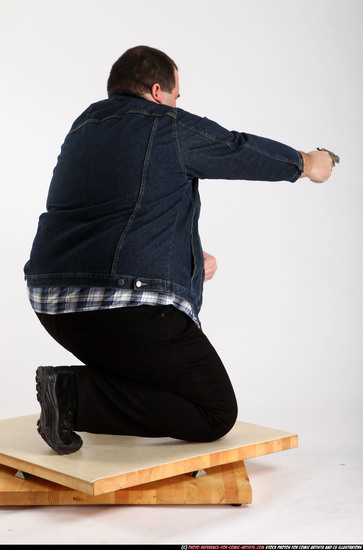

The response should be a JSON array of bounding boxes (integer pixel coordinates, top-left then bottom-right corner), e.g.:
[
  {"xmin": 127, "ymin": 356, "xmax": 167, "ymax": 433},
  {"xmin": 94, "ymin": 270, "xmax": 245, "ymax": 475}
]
[
  {"xmin": 110, "ymin": 116, "xmax": 159, "ymax": 275},
  {"xmin": 175, "ymin": 120, "xmax": 300, "ymax": 166},
  {"xmin": 70, "ymin": 109, "xmax": 176, "ymax": 134},
  {"xmin": 173, "ymin": 116, "xmax": 189, "ymax": 182}
]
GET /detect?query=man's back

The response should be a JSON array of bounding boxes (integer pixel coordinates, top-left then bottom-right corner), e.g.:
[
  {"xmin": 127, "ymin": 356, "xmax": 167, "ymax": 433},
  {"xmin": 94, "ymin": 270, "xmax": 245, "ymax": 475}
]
[{"xmin": 24, "ymin": 95, "xmax": 204, "ymax": 316}]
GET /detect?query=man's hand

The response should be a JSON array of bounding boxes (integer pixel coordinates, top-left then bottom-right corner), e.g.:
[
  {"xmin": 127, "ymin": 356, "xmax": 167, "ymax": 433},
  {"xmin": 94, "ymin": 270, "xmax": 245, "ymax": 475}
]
[
  {"xmin": 299, "ymin": 150, "xmax": 334, "ymax": 183},
  {"xmin": 203, "ymin": 252, "xmax": 218, "ymax": 282}
]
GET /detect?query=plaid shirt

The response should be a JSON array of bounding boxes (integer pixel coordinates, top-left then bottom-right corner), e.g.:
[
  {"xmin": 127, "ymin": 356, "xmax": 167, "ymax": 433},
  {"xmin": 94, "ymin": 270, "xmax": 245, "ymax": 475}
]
[{"xmin": 27, "ymin": 287, "xmax": 199, "ymax": 326}]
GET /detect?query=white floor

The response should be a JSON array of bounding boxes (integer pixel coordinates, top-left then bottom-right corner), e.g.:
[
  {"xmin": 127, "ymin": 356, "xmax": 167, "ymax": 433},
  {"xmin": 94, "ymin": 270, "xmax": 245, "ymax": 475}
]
[{"xmin": 1, "ymin": 410, "xmax": 362, "ymax": 545}]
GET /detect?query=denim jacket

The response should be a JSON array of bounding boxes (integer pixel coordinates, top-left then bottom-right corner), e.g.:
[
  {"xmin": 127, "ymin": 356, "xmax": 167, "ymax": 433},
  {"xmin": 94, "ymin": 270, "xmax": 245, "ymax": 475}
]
[{"xmin": 24, "ymin": 94, "xmax": 303, "ymax": 320}]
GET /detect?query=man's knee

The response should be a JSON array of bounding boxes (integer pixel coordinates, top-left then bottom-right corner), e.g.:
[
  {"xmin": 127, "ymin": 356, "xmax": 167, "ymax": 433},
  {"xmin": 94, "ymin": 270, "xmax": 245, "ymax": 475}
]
[{"xmin": 203, "ymin": 400, "xmax": 238, "ymax": 442}]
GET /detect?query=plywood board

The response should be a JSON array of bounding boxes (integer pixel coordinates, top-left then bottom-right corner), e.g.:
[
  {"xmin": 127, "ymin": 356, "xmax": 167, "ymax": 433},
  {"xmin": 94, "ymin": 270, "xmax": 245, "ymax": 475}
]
[
  {"xmin": 0, "ymin": 460, "xmax": 252, "ymax": 506},
  {"xmin": 0, "ymin": 415, "xmax": 297, "ymax": 496}
]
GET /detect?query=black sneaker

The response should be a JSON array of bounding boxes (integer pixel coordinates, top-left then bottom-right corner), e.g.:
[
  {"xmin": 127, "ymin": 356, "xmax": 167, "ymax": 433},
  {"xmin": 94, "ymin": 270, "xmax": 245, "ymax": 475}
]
[{"xmin": 36, "ymin": 366, "xmax": 83, "ymax": 455}]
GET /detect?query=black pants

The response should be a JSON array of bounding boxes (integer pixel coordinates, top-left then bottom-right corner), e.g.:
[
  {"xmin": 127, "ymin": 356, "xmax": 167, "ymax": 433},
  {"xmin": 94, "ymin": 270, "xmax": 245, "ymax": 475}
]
[{"xmin": 36, "ymin": 305, "xmax": 238, "ymax": 442}]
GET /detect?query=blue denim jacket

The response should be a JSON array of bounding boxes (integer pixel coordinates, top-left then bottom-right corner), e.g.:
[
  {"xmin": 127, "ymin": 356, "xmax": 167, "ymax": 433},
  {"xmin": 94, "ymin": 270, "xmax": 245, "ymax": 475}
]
[{"xmin": 24, "ymin": 94, "xmax": 303, "ymax": 319}]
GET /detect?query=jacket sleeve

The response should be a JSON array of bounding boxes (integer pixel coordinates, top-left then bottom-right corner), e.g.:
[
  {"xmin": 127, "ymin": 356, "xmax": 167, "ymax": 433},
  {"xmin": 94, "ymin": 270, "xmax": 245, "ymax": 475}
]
[{"xmin": 175, "ymin": 110, "xmax": 303, "ymax": 183}]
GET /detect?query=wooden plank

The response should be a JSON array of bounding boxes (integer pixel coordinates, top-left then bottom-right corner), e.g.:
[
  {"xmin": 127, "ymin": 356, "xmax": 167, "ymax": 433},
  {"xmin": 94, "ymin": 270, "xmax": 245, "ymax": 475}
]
[
  {"xmin": 0, "ymin": 461, "xmax": 252, "ymax": 506},
  {"xmin": 0, "ymin": 415, "xmax": 297, "ymax": 496}
]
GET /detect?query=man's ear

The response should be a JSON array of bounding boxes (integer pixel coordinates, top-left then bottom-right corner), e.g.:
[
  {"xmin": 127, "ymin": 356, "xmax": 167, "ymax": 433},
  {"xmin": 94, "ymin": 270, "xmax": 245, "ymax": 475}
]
[{"xmin": 150, "ymin": 83, "xmax": 164, "ymax": 104}]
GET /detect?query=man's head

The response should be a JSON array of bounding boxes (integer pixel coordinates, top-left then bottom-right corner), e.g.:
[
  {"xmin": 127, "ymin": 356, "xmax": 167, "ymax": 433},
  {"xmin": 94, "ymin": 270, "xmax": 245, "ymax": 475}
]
[{"xmin": 107, "ymin": 45, "xmax": 179, "ymax": 107}]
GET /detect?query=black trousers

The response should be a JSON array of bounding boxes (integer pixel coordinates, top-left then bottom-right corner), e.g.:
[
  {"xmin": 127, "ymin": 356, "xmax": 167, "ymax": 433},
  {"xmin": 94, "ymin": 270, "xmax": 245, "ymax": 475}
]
[{"xmin": 37, "ymin": 305, "xmax": 238, "ymax": 442}]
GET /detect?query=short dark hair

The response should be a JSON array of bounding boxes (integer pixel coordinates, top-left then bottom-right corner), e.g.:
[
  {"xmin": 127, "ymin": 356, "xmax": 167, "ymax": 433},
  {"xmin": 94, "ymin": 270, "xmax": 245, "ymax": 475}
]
[{"xmin": 107, "ymin": 45, "xmax": 178, "ymax": 98}]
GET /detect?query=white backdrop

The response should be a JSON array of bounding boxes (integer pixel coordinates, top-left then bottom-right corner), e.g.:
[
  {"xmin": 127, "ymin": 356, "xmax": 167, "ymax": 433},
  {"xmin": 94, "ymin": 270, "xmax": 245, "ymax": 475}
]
[{"xmin": 1, "ymin": 0, "xmax": 362, "ymax": 440}]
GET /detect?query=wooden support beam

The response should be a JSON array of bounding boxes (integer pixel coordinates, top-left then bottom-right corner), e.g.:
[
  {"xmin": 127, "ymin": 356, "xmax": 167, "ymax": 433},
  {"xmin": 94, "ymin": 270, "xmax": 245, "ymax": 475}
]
[{"xmin": 0, "ymin": 461, "xmax": 251, "ymax": 506}]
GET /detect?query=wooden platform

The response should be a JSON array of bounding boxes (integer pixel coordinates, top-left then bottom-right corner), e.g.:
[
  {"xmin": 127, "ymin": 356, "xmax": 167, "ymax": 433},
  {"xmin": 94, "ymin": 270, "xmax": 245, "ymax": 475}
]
[
  {"xmin": 0, "ymin": 461, "xmax": 252, "ymax": 506},
  {"xmin": 0, "ymin": 415, "xmax": 298, "ymax": 506}
]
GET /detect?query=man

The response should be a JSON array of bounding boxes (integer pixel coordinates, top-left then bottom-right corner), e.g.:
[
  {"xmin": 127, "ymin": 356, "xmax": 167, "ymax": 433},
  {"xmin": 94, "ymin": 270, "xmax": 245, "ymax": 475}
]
[{"xmin": 25, "ymin": 46, "xmax": 333, "ymax": 455}]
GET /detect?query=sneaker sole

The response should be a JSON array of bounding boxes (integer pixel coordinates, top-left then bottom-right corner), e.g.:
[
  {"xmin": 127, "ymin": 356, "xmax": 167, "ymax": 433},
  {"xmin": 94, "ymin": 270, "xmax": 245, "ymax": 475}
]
[{"xmin": 36, "ymin": 366, "xmax": 83, "ymax": 455}]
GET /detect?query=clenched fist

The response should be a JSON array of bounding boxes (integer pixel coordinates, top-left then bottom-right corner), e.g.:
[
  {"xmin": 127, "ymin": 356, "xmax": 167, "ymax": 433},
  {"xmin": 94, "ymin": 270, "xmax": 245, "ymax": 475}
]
[
  {"xmin": 300, "ymin": 150, "xmax": 335, "ymax": 183},
  {"xmin": 203, "ymin": 252, "xmax": 218, "ymax": 282}
]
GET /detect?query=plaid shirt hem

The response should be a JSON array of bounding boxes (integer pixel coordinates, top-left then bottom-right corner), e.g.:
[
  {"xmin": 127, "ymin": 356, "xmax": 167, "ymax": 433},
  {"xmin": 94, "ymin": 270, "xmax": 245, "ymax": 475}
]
[{"xmin": 27, "ymin": 287, "xmax": 199, "ymax": 326}]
